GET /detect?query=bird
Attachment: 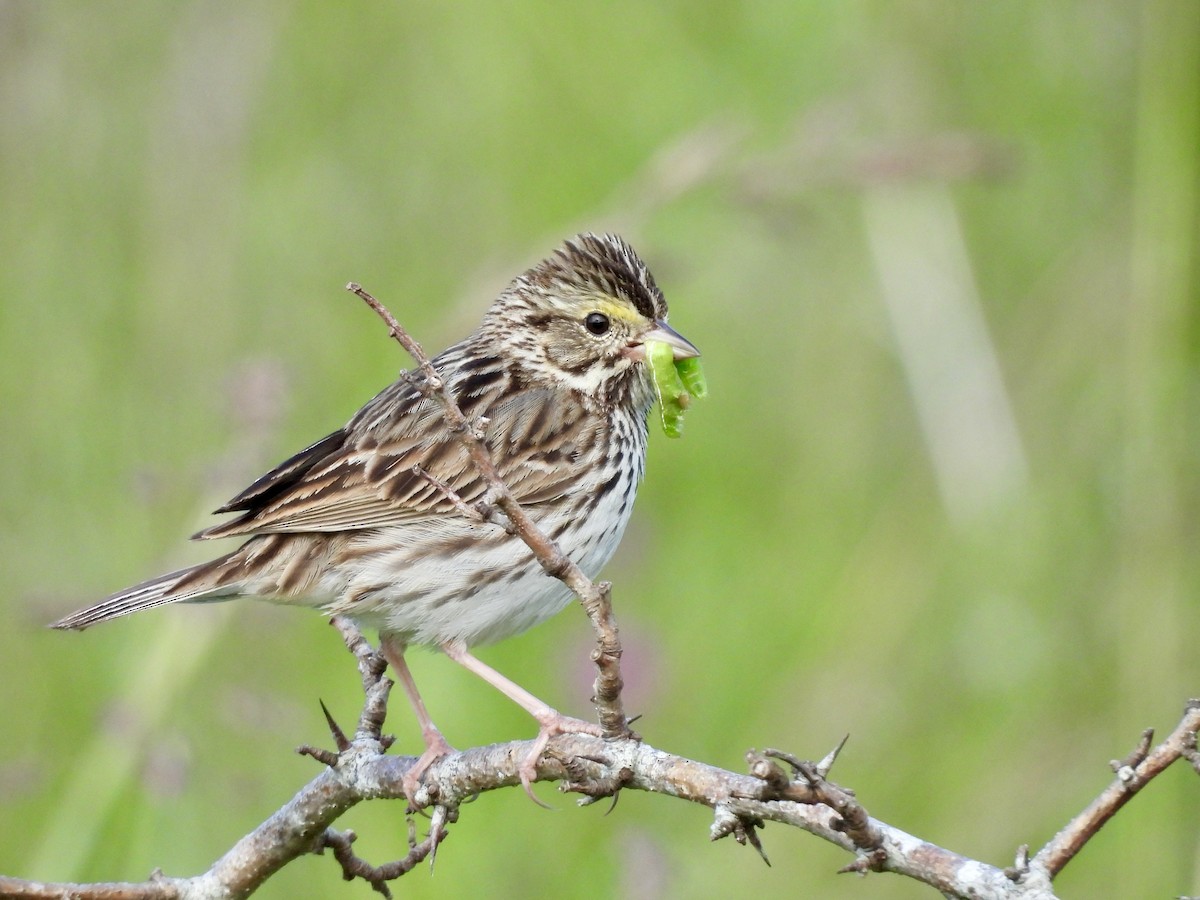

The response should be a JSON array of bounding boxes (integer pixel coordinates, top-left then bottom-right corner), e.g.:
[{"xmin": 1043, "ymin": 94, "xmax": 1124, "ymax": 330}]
[{"xmin": 51, "ymin": 232, "xmax": 699, "ymax": 801}]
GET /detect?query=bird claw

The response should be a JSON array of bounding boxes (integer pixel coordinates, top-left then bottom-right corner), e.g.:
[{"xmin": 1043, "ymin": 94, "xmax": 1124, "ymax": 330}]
[
  {"xmin": 518, "ymin": 712, "xmax": 604, "ymax": 807},
  {"xmin": 402, "ymin": 729, "xmax": 456, "ymax": 809}
]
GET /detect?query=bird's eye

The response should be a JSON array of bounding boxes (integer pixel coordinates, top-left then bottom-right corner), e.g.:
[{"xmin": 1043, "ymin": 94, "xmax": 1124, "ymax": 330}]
[{"xmin": 584, "ymin": 312, "xmax": 610, "ymax": 336}]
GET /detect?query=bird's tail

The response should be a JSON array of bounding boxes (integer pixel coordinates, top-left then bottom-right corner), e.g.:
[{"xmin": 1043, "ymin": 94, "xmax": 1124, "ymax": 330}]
[{"xmin": 50, "ymin": 554, "xmax": 241, "ymax": 631}]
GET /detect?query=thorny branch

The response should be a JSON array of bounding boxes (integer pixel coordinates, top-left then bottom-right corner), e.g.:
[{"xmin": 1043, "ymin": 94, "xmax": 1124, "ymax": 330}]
[
  {"xmin": 6, "ymin": 292, "xmax": 1197, "ymax": 899},
  {"xmin": 5, "ymin": 631, "xmax": 1196, "ymax": 899}
]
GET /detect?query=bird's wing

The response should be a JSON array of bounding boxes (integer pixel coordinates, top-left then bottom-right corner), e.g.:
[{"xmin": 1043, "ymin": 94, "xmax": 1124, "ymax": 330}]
[{"xmin": 195, "ymin": 362, "xmax": 600, "ymax": 540}]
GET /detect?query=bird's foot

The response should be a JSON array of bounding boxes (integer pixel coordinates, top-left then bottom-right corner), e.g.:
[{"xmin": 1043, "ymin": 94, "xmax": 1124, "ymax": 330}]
[
  {"xmin": 402, "ymin": 726, "xmax": 456, "ymax": 809},
  {"xmin": 518, "ymin": 711, "xmax": 603, "ymax": 807}
]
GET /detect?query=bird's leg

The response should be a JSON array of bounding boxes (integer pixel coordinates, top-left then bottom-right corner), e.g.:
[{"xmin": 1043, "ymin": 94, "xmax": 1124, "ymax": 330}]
[
  {"xmin": 441, "ymin": 638, "xmax": 602, "ymax": 805},
  {"xmin": 380, "ymin": 635, "xmax": 455, "ymax": 805}
]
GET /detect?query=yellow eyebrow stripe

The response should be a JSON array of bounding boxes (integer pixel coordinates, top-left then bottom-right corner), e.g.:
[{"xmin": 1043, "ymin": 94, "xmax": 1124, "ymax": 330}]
[{"xmin": 588, "ymin": 297, "xmax": 645, "ymax": 324}]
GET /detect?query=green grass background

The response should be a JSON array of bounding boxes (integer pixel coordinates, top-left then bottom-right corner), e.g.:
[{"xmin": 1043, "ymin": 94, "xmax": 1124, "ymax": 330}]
[{"xmin": 2, "ymin": 2, "xmax": 1198, "ymax": 897}]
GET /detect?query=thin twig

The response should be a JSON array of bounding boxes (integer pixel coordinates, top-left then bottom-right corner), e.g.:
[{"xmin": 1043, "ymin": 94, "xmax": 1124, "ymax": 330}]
[
  {"xmin": 747, "ymin": 746, "xmax": 882, "ymax": 856},
  {"xmin": 345, "ymin": 283, "xmax": 632, "ymax": 739},
  {"xmin": 329, "ymin": 616, "xmax": 392, "ymax": 743},
  {"xmin": 314, "ymin": 812, "xmax": 451, "ymax": 900},
  {"xmin": 1033, "ymin": 699, "xmax": 1200, "ymax": 877},
  {"xmin": 410, "ymin": 465, "xmax": 514, "ymax": 532}
]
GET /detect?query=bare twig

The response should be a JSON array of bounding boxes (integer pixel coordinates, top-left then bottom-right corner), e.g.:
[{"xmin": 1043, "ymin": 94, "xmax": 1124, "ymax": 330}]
[
  {"xmin": 327, "ymin": 616, "xmax": 392, "ymax": 744},
  {"xmin": 409, "ymin": 465, "xmax": 513, "ymax": 532},
  {"xmin": 345, "ymin": 283, "xmax": 632, "ymax": 739},
  {"xmin": 314, "ymin": 810, "xmax": 451, "ymax": 900},
  {"xmin": 1110, "ymin": 727, "xmax": 1155, "ymax": 773},
  {"xmin": 748, "ymin": 744, "xmax": 882, "ymax": 858},
  {"xmin": 297, "ymin": 739, "xmax": 340, "ymax": 768},
  {"xmin": 1033, "ymin": 699, "xmax": 1200, "ymax": 877}
]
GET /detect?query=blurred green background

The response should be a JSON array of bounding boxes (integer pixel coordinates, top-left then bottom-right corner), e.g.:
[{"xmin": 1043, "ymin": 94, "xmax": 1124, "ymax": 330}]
[{"xmin": 2, "ymin": 2, "xmax": 1197, "ymax": 897}]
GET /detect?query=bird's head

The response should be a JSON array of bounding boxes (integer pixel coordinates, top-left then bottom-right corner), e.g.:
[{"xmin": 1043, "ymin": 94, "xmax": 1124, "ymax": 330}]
[{"xmin": 487, "ymin": 233, "xmax": 699, "ymax": 407}]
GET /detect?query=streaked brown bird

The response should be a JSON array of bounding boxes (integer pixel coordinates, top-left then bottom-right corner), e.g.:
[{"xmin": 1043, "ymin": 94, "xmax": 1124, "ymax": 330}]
[{"xmin": 52, "ymin": 233, "xmax": 699, "ymax": 798}]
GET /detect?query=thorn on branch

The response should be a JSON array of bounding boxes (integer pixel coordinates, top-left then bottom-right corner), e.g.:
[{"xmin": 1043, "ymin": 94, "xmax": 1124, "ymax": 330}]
[
  {"xmin": 816, "ymin": 734, "xmax": 850, "ymax": 778},
  {"xmin": 425, "ymin": 805, "xmax": 453, "ymax": 872},
  {"xmin": 710, "ymin": 804, "xmax": 771, "ymax": 866},
  {"xmin": 763, "ymin": 739, "xmax": 849, "ymax": 784},
  {"xmin": 298, "ymin": 642, "xmax": 393, "ymax": 767},
  {"xmin": 741, "ymin": 818, "xmax": 771, "ymax": 867},
  {"xmin": 320, "ymin": 699, "xmax": 351, "ymax": 752},
  {"xmin": 837, "ymin": 848, "xmax": 887, "ymax": 876},
  {"xmin": 751, "ymin": 737, "xmax": 850, "ymax": 790}
]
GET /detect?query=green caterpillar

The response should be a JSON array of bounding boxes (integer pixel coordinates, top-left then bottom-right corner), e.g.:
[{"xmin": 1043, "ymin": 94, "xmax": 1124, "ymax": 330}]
[{"xmin": 646, "ymin": 341, "xmax": 707, "ymax": 438}]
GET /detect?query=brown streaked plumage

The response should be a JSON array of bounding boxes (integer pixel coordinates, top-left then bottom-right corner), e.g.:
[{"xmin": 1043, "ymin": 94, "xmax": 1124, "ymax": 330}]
[{"xmin": 51, "ymin": 233, "xmax": 699, "ymax": 801}]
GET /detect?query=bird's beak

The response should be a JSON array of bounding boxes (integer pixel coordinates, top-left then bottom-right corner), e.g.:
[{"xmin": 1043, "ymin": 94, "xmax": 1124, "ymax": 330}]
[{"xmin": 629, "ymin": 320, "xmax": 700, "ymax": 361}]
